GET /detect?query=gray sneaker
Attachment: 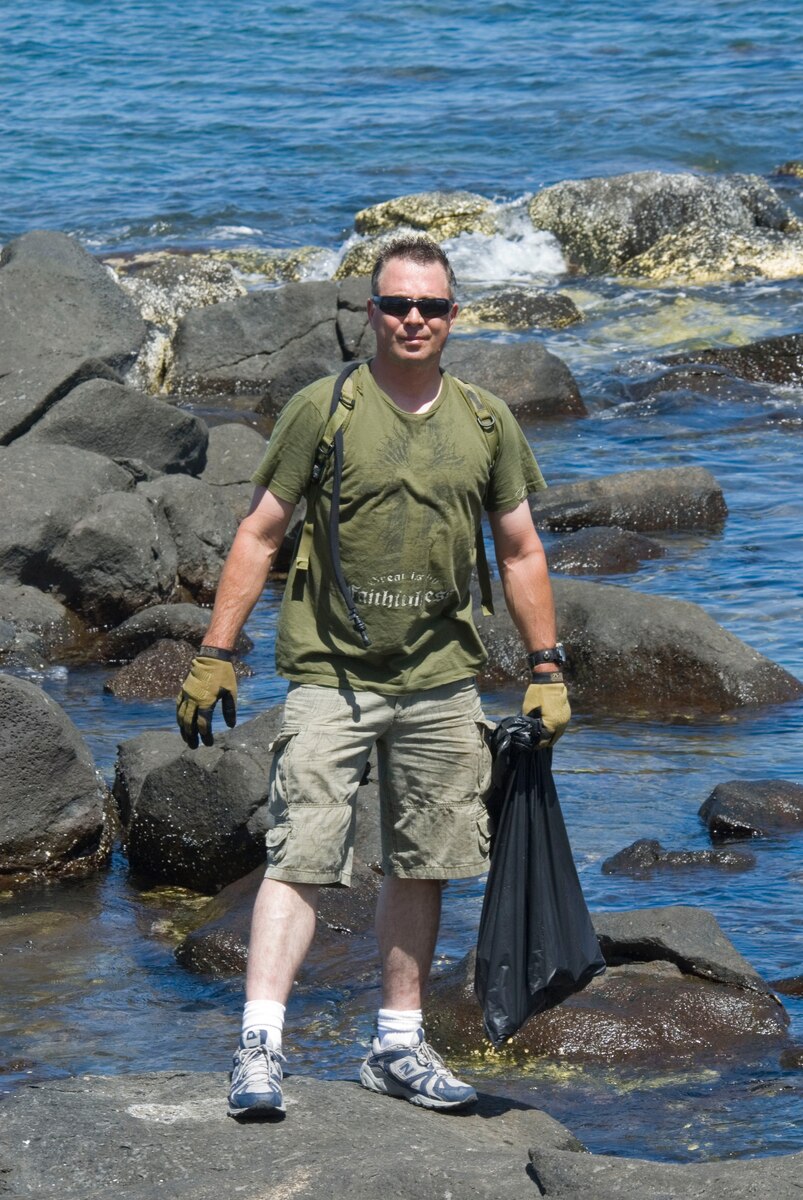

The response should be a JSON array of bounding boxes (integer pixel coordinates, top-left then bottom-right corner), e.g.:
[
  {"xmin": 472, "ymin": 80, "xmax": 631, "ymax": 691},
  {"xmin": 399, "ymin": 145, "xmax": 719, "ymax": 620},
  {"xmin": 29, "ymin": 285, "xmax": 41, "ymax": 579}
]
[
  {"xmin": 359, "ymin": 1028, "xmax": 477, "ymax": 1111},
  {"xmin": 227, "ymin": 1028, "xmax": 285, "ymax": 1118}
]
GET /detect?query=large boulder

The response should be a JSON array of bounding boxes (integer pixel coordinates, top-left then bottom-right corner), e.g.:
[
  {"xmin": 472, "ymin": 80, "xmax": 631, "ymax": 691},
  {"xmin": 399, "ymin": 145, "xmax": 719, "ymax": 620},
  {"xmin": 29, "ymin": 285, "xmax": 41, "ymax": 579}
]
[
  {"xmin": 0, "ymin": 443, "xmax": 133, "ymax": 586},
  {"xmin": 478, "ymin": 577, "xmax": 803, "ymax": 714},
  {"xmin": 354, "ymin": 190, "xmax": 496, "ymax": 238},
  {"xmin": 0, "ymin": 584, "xmax": 83, "ymax": 657},
  {"xmin": 115, "ymin": 709, "xmax": 284, "ymax": 892},
  {"xmin": 0, "ymin": 674, "xmax": 113, "ymax": 884},
  {"xmin": 335, "ymin": 275, "xmax": 374, "ymax": 359},
  {"xmin": 137, "ymin": 475, "xmax": 237, "ymax": 604},
  {"xmin": 110, "ymin": 251, "xmax": 247, "ymax": 325},
  {"xmin": 47, "ymin": 490, "xmax": 179, "ymax": 625},
  {"xmin": 623, "ymin": 224, "xmax": 803, "ymax": 284},
  {"xmin": 460, "ymin": 289, "xmax": 583, "ymax": 331},
  {"xmin": 427, "ymin": 906, "xmax": 789, "ymax": 1067},
  {"xmin": 199, "ymin": 423, "xmax": 267, "ymax": 487},
  {"xmin": 699, "ymin": 780, "xmax": 803, "ymax": 840},
  {"xmin": 167, "ymin": 282, "xmax": 342, "ymax": 411},
  {"xmin": 529, "ymin": 466, "xmax": 727, "ymax": 532},
  {"xmin": 0, "ymin": 231, "xmax": 147, "ymax": 444},
  {"xmin": 18, "ymin": 378, "xmax": 208, "ymax": 475},
  {"xmin": 528, "ymin": 171, "xmax": 797, "ymax": 275},
  {"xmin": 442, "ymin": 339, "xmax": 586, "ymax": 418}
]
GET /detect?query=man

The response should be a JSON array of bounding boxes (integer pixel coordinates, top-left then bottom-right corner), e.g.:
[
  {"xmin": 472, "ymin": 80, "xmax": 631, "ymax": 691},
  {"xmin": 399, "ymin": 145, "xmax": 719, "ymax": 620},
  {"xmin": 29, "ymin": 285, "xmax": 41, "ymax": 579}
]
[{"xmin": 176, "ymin": 237, "xmax": 570, "ymax": 1118}]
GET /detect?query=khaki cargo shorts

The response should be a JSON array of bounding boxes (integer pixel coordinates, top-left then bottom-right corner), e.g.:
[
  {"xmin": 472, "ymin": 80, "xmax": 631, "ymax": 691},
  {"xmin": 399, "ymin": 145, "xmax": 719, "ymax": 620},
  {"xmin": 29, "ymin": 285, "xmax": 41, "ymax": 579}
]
[{"xmin": 264, "ymin": 680, "xmax": 494, "ymax": 887}]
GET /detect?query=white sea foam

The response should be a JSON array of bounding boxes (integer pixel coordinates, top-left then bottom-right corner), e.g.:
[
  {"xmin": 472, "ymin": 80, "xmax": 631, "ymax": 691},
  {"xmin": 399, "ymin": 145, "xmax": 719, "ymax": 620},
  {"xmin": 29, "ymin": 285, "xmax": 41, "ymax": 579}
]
[
  {"xmin": 209, "ymin": 224, "xmax": 264, "ymax": 241},
  {"xmin": 443, "ymin": 207, "xmax": 567, "ymax": 286}
]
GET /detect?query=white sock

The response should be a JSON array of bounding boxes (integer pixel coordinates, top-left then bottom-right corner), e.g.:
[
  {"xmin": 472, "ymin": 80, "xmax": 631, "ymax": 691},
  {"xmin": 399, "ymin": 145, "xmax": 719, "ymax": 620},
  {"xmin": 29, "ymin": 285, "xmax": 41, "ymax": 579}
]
[
  {"xmin": 377, "ymin": 1007, "xmax": 423, "ymax": 1050},
  {"xmin": 242, "ymin": 999, "xmax": 286, "ymax": 1051}
]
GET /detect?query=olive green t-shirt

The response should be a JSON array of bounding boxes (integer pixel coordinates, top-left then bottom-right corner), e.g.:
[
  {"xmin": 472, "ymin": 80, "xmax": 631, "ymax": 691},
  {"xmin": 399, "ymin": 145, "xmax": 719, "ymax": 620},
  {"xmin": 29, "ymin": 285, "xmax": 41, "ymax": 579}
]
[{"xmin": 252, "ymin": 363, "xmax": 546, "ymax": 693}]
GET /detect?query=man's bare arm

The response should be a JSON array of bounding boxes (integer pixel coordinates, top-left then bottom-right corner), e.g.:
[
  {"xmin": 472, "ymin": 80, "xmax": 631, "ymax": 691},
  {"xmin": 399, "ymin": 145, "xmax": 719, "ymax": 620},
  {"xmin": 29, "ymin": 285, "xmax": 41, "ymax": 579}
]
[
  {"xmin": 488, "ymin": 498, "xmax": 557, "ymax": 660},
  {"xmin": 203, "ymin": 487, "xmax": 296, "ymax": 650}
]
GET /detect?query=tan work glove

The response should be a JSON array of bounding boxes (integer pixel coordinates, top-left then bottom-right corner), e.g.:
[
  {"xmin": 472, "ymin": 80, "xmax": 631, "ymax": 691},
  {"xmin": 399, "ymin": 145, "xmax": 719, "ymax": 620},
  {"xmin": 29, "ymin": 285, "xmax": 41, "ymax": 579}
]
[
  {"xmin": 176, "ymin": 649, "xmax": 237, "ymax": 749},
  {"xmin": 522, "ymin": 675, "xmax": 571, "ymax": 748}
]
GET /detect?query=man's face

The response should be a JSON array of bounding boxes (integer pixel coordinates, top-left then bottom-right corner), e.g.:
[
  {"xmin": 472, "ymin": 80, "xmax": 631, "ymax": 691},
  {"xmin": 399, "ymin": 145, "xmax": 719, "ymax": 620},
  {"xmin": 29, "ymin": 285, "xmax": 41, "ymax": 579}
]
[{"xmin": 368, "ymin": 257, "xmax": 458, "ymax": 370}]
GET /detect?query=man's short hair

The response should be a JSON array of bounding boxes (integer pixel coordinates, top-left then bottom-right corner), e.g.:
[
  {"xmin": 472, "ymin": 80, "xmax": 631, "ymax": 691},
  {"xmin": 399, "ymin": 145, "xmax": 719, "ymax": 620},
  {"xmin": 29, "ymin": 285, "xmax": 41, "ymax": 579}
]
[{"xmin": 370, "ymin": 237, "xmax": 457, "ymax": 299}]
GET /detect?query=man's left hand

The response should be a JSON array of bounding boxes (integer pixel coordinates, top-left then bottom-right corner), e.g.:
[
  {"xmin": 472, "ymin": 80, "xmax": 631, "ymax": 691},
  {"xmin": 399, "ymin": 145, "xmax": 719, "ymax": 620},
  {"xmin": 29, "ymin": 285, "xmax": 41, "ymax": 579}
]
[{"xmin": 522, "ymin": 677, "xmax": 571, "ymax": 747}]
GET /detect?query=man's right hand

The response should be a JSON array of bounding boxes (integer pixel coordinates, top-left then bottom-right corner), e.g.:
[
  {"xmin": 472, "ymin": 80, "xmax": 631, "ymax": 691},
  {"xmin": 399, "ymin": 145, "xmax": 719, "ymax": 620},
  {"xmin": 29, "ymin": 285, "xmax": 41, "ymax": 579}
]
[{"xmin": 176, "ymin": 653, "xmax": 238, "ymax": 749}]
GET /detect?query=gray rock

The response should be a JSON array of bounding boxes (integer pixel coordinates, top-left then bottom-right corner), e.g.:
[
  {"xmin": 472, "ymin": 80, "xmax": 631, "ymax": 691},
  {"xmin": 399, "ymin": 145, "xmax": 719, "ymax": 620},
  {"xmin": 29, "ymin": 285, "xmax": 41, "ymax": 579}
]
[
  {"xmin": 214, "ymin": 480, "xmax": 257, "ymax": 522},
  {"xmin": 0, "ymin": 584, "xmax": 82, "ymax": 656},
  {"xmin": 0, "ymin": 1070, "xmax": 585, "ymax": 1200},
  {"xmin": 199, "ymin": 423, "xmax": 267, "ymax": 486},
  {"xmin": 622, "ymin": 363, "xmax": 763, "ymax": 405},
  {"xmin": 167, "ymin": 282, "xmax": 342, "ymax": 412},
  {"xmin": 442, "ymin": 339, "xmax": 586, "ymax": 417},
  {"xmin": 118, "ymin": 708, "xmax": 284, "ymax": 892},
  {"xmin": 479, "ymin": 577, "xmax": 802, "ymax": 714},
  {"xmin": 0, "ymin": 443, "xmax": 133, "ymax": 586},
  {"xmin": 529, "ymin": 466, "xmax": 727, "ymax": 533},
  {"xmin": 601, "ymin": 839, "xmax": 756, "ymax": 878},
  {"xmin": 336, "ymin": 275, "xmax": 374, "ymax": 359},
  {"xmin": 18, "ymin": 378, "xmax": 208, "ymax": 475},
  {"xmin": 137, "ymin": 475, "xmax": 238, "ymax": 604},
  {"xmin": 547, "ymin": 526, "xmax": 665, "ymax": 575},
  {"xmin": 665, "ymin": 331, "xmax": 803, "ymax": 387},
  {"xmin": 111, "ymin": 251, "xmax": 247, "ymax": 325},
  {"xmin": 0, "ymin": 674, "xmax": 113, "ymax": 884},
  {"xmin": 112, "ymin": 729, "xmax": 186, "ymax": 826},
  {"xmin": 528, "ymin": 170, "xmax": 797, "ymax": 275},
  {"xmin": 98, "ymin": 603, "xmax": 252, "ymax": 662},
  {"xmin": 0, "ymin": 231, "xmax": 146, "ymax": 443},
  {"xmin": 591, "ymin": 905, "xmax": 770, "ymax": 993},
  {"xmin": 700, "ymin": 780, "xmax": 803, "ymax": 839},
  {"xmin": 105, "ymin": 639, "xmax": 252, "ymax": 701},
  {"xmin": 47, "ymin": 490, "xmax": 179, "ymax": 625},
  {"xmin": 529, "ymin": 1139, "xmax": 803, "ymax": 1200}
]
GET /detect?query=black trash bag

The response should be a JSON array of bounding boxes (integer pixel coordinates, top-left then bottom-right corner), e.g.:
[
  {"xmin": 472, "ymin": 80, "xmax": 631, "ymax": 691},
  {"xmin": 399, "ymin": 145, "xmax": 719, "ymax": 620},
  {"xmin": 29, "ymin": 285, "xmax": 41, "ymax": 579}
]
[{"xmin": 474, "ymin": 714, "xmax": 606, "ymax": 1046}]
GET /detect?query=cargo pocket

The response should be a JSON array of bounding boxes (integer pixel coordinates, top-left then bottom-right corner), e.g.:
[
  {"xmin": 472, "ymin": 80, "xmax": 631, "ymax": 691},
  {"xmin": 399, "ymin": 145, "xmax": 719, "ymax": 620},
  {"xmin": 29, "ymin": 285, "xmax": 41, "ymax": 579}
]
[
  {"xmin": 265, "ymin": 820, "xmax": 290, "ymax": 868},
  {"xmin": 476, "ymin": 802, "xmax": 491, "ymax": 860}
]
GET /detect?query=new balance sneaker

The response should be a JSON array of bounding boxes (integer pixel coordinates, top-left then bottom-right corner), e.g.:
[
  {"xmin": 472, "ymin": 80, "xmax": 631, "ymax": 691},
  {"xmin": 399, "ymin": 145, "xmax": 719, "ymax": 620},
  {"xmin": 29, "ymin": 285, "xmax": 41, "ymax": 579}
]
[
  {"xmin": 359, "ymin": 1028, "xmax": 477, "ymax": 1111},
  {"xmin": 227, "ymin": 1028, "xmax": 286, "ymax": 1118}
]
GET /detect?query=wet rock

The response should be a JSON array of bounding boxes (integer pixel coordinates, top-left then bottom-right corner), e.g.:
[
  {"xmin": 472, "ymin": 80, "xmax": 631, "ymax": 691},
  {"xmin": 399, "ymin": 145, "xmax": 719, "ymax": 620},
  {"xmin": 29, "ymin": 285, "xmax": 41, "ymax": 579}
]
[
  {"xmin": 529, "ymin": 1137, "xmax": 803, "ymax": 1199},
  {"xmin": 428, "ymin": 906, "xmax": 788, "ymax": 1067},
  {"xmin": 623, "ymin": 363, "xmax": 763, "ymax": 406},
  {"xmin": 428, "ymin": 951, "xmax": 788, "ymax": 1068},
  {"xmin": 0, "ymin": 443, "xmax": 132, "ymax": 586},
  {"xmin": 198, "ymin": 423, "xmax": 267, "ymax": 487},
  {"xmin": 48, "ymin": 490, "xmax": 179, "ymax": 626},
  {"xmin": 112, "ymin": 729, "xmax": 186, "ymax": 826},
  {"xmin": 110, "ymin": 251, "xmax": 246, "ymax": 325},
  {"xmin": 0, "ymin": 674, "xmax": 113, "ymax": 884},
  {"xmin": 601, "ymin": 839, "xmax": 756, "ymax": 878},
  {"xmin": 665, "ymin": 331, "xmax": 803, "ymax": 387},
  {"xmin": 167, "ymin": 281, "xmax": 342, "ymax": 411},
  {"xmin": 623, "ymin": 224, "xmax": 803, "ymax": 284},
  {"xmin": 18, "ymin": 378, "xmax": 208, "ymax": 475},
  {"xmin": 99, "ymin": 603, "xmax": 252, "ymax": 663},
  {"xmin": 528, "ymin": 170, "xmax": 797, "ymax": 275},
  {"xmin": 460, "ymin": 289, "xmax": 583, "ymax": 331},
  {"xmin": 354, "ymin": 190, "xmax": 496, "ymax": 239},
  {"xmin": 546, "ymin": 526, "xmax": 665, "ymax": 575},
  {"xmin": 103, "ymin": 638, "xmax": 252, "ymax": 701},
  {"xmin": 442, "ymin": 339, "xmax": 586, "ymax": 418},
  {"xmin": 479, "ymin": 577, "xmax": 803, "ymax": 715},
  {"xmin": 137, "ymin": 475, "xmax": 237, "ymax": 604},
  {"xmin": 336, "ymin": 275, "xmax": 374, "ymax": 359},
  {"xmin": 117, "ymin": 708, "xmax": 285, "ymax": 892},
  {"xmin": 335, "ymin": 233, "xmax": 395, "ymax": 280},
  {"xmin": 0, "ymin": 585, "xmax": 83, "ymax": 658},
  {"xmin": 529, "ymin": 466, "xmax": 727, "ymax": 532},
  {"xmin": 770, "ymin": 977, "xmax": 803, "ymax": 998},
  {"xmin": 0, "ymin": 230, "xmax": 147, "ymax": 444},
  {"xmin": 699, "ymin": 780, "xmax": 803, "ymax": 840},
  {"xmin": 0, "ymin": 1070, "xmax": 585, "ymax": 1200},
  {"xmin": 780, "ymin": 1045, "xmax": 803, "ymax": 1070}
]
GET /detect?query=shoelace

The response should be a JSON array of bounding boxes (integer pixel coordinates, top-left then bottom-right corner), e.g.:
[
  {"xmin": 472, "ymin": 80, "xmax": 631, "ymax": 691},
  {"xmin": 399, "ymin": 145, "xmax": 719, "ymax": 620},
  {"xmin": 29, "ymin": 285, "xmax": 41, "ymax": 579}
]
[{"xmin": 237, "ymin": 1044, "xmax": 284, "ymax": 1087}]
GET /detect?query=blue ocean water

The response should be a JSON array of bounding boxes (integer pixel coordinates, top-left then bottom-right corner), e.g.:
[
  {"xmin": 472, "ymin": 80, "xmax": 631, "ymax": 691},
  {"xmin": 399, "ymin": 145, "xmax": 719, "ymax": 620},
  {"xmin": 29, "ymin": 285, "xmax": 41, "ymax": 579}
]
[
  {"xmin": 2, "ymin": 0, "xmax": 802, "ymax": 252},
  {"xmin": 1, "ymin": 0, "xmax": 802, "ymax": 1167}
]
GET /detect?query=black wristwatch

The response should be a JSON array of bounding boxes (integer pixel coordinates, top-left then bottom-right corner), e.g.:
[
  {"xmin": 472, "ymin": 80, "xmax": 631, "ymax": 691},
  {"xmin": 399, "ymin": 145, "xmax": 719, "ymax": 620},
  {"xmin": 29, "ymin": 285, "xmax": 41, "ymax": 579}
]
[{"xmin": 527, "ymin": 643, "xmax": 567, "ymax": 672}]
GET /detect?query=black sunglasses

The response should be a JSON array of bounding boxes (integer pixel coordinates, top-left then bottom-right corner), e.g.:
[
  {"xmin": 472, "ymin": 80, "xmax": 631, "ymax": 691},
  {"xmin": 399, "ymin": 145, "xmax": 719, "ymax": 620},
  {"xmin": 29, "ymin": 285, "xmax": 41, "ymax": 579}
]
[{"xmin": 372, "ymin": 295, "xmax": 453, "ymax": 319}]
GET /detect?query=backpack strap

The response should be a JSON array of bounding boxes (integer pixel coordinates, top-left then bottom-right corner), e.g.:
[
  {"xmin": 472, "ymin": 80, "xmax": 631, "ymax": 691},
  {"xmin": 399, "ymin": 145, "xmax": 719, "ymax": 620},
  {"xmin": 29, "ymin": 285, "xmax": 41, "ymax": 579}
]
[
  {"xmin": 451, "ymin": 376, "xmax": 500, "ymax": 618},
  {"xmin": 295, "ymin": 360, "xmax": 371, "ymax": 648}
]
